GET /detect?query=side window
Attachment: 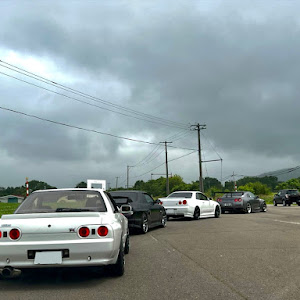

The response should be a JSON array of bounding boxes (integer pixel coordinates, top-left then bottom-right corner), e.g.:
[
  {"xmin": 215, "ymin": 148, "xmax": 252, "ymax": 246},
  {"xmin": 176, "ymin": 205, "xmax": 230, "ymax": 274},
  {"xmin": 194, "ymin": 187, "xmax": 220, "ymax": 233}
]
[
  {"xmin": 144, "ymin": 194, "xmax": 154, "ymax": 204},
  {"xmin": 196, "ymin": 193, "xmax": 201, "ymax": 200},
  {"xmin": 248, "ymin": 193, "xmax": 255, "ymax": 198},
  {"xmin": 199, "ymin": 193, "xmax": 208, "ymax": 200}
]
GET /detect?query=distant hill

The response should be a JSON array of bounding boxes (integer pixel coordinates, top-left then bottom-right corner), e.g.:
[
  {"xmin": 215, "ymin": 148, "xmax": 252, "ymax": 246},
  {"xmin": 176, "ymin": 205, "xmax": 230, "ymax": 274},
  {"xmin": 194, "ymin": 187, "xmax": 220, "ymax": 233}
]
[{"xmin": 258, "ymin": 166, "xmax": 300, "ymax": 182}]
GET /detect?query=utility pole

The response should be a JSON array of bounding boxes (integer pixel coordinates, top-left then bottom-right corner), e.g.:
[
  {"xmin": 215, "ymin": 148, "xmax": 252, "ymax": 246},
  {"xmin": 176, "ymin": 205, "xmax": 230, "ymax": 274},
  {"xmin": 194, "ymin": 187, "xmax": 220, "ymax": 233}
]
[
  {"xmin": 115, "ymin": 177, "xmax": 119, "ymax": 189},
  {"xmin": 126, "ymin": 166, "xmax": 133, "ymax": 189},
  {"xmin": 160, "ymin": 141, "xmax": 172, "ymax": 196},
  {"xmin": 233, "ymin": 171, "xmax": 237, "ymax": 191},
  {"xmin": 191, "ymin": 123, "xmax": 206, "ymax": 192}
]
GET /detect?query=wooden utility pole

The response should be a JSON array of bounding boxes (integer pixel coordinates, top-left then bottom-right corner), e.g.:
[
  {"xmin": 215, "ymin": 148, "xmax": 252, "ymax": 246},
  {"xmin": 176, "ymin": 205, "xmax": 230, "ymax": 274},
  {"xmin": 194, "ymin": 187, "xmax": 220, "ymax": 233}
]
[
  {"xmin": 126, "ymin": 166, "xmax": 131, "ymax": 189},
  {"xmin": 115, "ymin": 177, "xmax": 119, "ymax": 189},
  {"xmin": 191, "ymin": 124, "xmax": 206, "ymax": 192},
  {"xmin": 160, "ymin": 141, "xmax": 172, "ymax": 196}
]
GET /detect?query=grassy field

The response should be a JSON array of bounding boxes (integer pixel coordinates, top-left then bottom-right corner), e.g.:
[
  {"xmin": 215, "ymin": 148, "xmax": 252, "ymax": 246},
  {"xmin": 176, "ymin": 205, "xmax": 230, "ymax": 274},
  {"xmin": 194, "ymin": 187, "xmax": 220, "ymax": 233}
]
[
  {"xmin": 0, "ymin": 203, "xmax": 20, "ymax": 218},
  {"xmin": 260, "ymin": 194, "xmax": 274, "ymax": 204}
]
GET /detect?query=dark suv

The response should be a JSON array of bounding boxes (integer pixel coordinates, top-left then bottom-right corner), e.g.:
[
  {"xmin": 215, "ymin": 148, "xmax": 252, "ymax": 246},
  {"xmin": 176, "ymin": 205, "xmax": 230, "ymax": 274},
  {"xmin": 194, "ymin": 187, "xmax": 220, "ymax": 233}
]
[{"xmin": 273, "ymin": 189, "xmax": 300, "ymax": 206}]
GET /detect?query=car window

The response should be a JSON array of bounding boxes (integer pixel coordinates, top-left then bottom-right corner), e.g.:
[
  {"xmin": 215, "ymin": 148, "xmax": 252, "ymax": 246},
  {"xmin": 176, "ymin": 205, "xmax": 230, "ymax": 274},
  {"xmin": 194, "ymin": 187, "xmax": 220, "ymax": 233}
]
[
  {"xmin": 110, "ymin": 192, "xmax": 138, "ymax": 202},
  {"xmin": 15, "ymin": 190, "xmax": 107, "ymax": 214},
  {"xmin": 144, "ymin": 194, "xmax": 154, "ymax": 204},
  {"xmin": 248, "ymin": 192, "xmax": 255, "ymax": 198},
  {"xmin": 196, "ymin": 193, "xmax": 201, "ymax": 200},
  {"xmin": 222, "ymin": 192, "xmax": 244, "ymax": 197},
  {"xmin": 287, "ymin": 190, "xmax": 299, "ymax": 195},
  {"xmin": 199, "ymin": 193, "xmax": 208, "ymax": 200},
  {"xmin": 168, "ymin": 192, "xmax": 193, "ymax": 198}
]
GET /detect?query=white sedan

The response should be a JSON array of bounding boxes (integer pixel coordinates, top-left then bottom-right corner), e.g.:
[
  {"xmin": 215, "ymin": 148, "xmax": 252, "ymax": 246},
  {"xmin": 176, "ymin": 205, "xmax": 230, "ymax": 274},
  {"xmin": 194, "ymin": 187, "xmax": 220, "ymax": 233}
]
[
  {"xmin": 0, "ymin": 188, "xmax": 131, "ymax": 278},
  {"xmin": 159, "ymin": 191, "xmax": 221, "ymax": 220}
]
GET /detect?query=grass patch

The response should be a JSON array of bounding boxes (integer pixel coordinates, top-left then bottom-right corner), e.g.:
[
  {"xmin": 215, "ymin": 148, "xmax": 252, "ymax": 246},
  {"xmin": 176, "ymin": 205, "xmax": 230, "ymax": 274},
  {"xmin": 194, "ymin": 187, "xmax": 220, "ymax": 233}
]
[
  {"xmin": 0, "ymin": 203, "xmax": 20, "ymax": 218},
  {"xmin": 259, "ymin": 194, "xmax": 274, "ymax": 204}
]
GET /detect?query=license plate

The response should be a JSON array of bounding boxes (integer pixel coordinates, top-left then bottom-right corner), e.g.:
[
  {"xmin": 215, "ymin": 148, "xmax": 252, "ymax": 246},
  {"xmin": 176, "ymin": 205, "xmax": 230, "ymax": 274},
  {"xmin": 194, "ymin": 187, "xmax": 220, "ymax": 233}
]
[
  {"xmin": 224, "ymin": 203, "xmax": 232, "ymax": 207},
  {"xmin": 34, "ymin": 251, "xmax": 62, "ymax": 265}
]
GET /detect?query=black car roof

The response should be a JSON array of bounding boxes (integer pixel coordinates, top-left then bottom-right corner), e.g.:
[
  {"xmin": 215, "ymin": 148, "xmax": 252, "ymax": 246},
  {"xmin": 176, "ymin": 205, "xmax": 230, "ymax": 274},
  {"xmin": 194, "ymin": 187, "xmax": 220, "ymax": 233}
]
[{"xmin": 110, "ymin": 190, "xmax": 146, "ymax": 194}]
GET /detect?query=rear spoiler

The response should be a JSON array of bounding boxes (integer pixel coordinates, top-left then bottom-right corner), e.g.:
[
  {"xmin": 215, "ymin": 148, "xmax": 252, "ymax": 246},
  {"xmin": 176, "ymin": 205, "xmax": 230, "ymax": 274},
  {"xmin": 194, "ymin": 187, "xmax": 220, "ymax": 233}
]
[{"xmin": 212, "ymin": 191, "xmax": 244, "ymax": 197}]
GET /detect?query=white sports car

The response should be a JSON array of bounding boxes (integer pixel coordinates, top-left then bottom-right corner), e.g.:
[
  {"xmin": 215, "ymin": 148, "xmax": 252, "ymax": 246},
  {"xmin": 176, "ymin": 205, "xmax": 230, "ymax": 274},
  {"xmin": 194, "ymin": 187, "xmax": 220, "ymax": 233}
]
[
  {"xmin": 159, "ymin": 191, "xmax": 221, "ymax": 220},
  {"xmin": 0, "ymin": 188, "xmax": 131, "ymax": 278}
]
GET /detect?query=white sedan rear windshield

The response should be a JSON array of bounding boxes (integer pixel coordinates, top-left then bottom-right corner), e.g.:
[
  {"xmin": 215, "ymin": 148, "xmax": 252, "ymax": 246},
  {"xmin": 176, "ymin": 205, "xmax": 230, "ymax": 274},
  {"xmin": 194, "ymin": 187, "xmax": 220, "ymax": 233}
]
[
  {"xmin": 168, "ymin": 192, "xmax": 192, "ymax": 198},
  {"xmin": 15, "ymin": 190, "xmax": 107, "ymax": 214}
]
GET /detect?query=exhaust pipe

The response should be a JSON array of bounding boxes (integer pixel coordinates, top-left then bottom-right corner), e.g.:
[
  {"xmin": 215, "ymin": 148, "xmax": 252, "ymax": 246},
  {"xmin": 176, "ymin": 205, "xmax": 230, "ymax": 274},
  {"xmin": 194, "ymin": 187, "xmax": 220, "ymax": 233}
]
[{"xmin": 1, "ymin": 267, "xmax": 21, "ymax": 279}]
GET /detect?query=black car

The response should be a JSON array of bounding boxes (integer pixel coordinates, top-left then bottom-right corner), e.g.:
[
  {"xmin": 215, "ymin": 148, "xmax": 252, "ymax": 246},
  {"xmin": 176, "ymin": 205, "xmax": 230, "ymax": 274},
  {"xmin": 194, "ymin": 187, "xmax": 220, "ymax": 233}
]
[
  {"xmin": 109, "ymin": 190, "xmax": 167, "ymax": 234},
  {"xmin": 273, "ymin": 189, "xmax": 300, "ymax": 206}
]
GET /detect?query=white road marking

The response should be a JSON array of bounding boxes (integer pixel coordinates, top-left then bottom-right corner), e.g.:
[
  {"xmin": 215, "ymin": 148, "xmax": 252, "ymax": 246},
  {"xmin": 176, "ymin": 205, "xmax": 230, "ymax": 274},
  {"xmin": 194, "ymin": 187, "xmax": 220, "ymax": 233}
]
[
  {"xmin": 149, "ymin": 234, "xmax": 158, "ymax": 242},
  {"xmin": 273, "ymin": 219, "xmax": 300, "ymax": 225},
  {"xmin": 149, "ymin": 234, "xmax": 173, "ymax": 253}
]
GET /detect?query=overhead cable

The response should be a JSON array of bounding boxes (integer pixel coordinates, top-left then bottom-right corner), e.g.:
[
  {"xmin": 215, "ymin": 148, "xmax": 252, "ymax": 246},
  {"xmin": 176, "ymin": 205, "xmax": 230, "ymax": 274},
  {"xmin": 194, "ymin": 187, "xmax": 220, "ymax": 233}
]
[
  {"xmin": 0, "ymin": 105, "xmax": 197, "ymax": 151},
  {"xmin": 0, "ymin": 60, "xmax": 189, "ymax": 129}
]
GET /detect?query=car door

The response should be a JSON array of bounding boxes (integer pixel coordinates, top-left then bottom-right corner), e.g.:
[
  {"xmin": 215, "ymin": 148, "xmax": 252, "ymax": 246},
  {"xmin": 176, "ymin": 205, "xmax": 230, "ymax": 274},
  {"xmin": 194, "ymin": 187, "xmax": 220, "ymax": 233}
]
[
  {"xmin": 249, "ymin": 192, "xmax": 260, "ymax": 211},
  {"xmin": 144, "ymin": 193, "xmax": 160, "ymax": 224},
  {"xmin": 201, "ymin": 192, "xmax": 214, "ymax": 214},
  {"xmin": 196, "ymin": 192, "xmax": 209, "ymax": 215},
  {"xmin": 273, "ymin": 192, "xmax": 280, "ymax": 204}
]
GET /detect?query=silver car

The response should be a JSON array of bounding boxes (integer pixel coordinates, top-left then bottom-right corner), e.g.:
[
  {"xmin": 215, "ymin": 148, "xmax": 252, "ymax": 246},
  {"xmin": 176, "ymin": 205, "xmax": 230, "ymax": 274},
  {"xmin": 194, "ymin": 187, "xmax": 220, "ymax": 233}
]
[{"xmin": 0, "ymin": 188, "xmax": 131, "ymax": 278}]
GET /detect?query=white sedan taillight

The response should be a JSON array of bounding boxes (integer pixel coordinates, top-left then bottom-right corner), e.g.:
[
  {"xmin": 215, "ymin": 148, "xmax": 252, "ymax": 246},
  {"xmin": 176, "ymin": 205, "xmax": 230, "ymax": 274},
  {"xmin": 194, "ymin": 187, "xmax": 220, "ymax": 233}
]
[
  {"xmin": 9, "ymin": 228, "xmax": 21, "ymax": 240},
  {"xmin": 78, "ymin": 227, "xmax": 90, "ymax": 238}
]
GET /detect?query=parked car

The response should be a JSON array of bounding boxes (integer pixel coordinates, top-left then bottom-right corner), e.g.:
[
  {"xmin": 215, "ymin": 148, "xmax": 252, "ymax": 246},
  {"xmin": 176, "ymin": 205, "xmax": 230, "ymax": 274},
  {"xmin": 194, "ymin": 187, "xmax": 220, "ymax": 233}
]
[
  {"xmin": 273, "ymin": 189, "xmax": 300, "ymax": 206},
  {"xmin": 110, "ymin": 190, "xmax": 167, "ymax": 234},
  {"xmin": 158, "ymin": 191, "xmax": 221, "ymax": 220},
  {"xmin": 216, "ymin": 191, "xmax": 267, "ymax": 213},
  {"xmin": 0, "ymin": 188, "xmax": 131, "ymax": 279}
]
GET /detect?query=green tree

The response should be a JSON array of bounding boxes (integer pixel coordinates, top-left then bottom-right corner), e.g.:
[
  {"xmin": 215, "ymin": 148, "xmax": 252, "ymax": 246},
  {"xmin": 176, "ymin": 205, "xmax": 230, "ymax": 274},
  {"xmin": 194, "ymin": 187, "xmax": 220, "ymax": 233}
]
[
  {"xmin": 203, "ymin": 177, "xmax": 222, "ymax": 191},
  {"xmin": 275, "ymin": 178, "xmax": 300, "ymax": 190},
  {"xmin": 238, "ymin": 182, "xmax": 271, "ymax": 195},
  {"xmin": 75, "ymin": 181, "xmax": 87, "ymax": 188}
]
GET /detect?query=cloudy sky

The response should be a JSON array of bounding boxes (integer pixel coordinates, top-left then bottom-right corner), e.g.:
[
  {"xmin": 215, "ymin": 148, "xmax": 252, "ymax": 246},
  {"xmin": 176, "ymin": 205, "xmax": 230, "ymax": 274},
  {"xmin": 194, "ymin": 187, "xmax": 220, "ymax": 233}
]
[{"xmin": 0, "ymin": 0, "xmax": 299, "ymax": 189}]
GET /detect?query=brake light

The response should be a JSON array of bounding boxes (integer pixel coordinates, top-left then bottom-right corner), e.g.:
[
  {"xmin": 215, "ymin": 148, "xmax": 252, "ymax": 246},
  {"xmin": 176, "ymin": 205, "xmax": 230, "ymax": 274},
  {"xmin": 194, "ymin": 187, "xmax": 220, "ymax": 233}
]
[
  {"xmin": 234, "ymin": 198, "xmax": 242, "ymax": 202},
  {"xmin": 217, "ymin": 198, "xmax": 222, "ymax": 202},
  {"xmin": 0, "ymin": 231, "xmax": 2, "ymax": 238},
  {"xmin": 78, "ymin": 227, "xmax": 90, "ymax": 238},
  {"xmin": 160, "ymin": 201, "xmax": 163, "ymax": 205},
  {"xmin": 9, "ymin": 229, "xmax": 21, "ymax": 240},
  {"xmin": 97, "ymin": 226, "xmax": 108, "ymax": 237},
  {"xmin": 183, "ymin": 200, "xmax": 187, "ymax": 205},
  {"xmin": 179, "ymin": 201, "xmax": 182, "ymax": 205}
]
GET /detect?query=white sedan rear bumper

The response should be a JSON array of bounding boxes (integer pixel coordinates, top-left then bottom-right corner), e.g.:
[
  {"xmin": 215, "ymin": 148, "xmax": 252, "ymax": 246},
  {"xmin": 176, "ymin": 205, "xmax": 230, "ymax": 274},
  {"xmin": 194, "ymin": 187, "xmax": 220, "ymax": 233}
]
[
  {"xmin": 165, "ymin": 206, "xmax": 194, "ymax": 218},
  {"xmin": 0, "ymin": 238, "xmax": 118, "ymax": 269}
]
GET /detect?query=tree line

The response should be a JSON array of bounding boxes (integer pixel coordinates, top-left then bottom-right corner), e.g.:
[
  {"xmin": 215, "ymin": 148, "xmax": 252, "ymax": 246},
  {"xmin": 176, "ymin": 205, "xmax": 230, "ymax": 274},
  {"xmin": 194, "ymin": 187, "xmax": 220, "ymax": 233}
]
[{"xmin": 2, "ymin": 176, "xmax": 300, "ymax": 199}]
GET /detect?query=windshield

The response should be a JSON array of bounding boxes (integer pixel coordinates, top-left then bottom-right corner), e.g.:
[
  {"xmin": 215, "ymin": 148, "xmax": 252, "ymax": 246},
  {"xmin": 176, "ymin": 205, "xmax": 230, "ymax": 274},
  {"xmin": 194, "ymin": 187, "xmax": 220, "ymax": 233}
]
[
  {"xmin": 168, "ymin": 192, "xmax": 192, "ymax": 198},
  {"xmin": 286, "ymin": 190, "xmax": 299, "ymax": 195},
  {"xmin": 15, "ymin": 190, "xmax": 107, "ymax": 214},
  {"xmin": 222, "ymin": 192, "xmax": 244, "ymax": 197},
  {"xmin": 110, "ymin": 192, "xmax": 137, "ymax": 202}
]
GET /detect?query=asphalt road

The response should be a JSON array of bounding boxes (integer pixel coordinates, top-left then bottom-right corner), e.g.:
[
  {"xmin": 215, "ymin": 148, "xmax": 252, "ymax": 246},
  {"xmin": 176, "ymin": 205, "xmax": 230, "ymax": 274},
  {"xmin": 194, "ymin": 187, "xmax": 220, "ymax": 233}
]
[{"xmin": 1, "ymin": 206, "xmax": 300, "ymax": 300}]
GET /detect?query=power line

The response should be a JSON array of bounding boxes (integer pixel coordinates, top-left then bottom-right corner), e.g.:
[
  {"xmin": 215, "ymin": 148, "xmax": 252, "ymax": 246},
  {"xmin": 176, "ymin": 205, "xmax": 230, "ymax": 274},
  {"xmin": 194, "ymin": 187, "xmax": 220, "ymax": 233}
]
[
  {"xmin": 0, "ymin": 60, "xmax": 189, "ymax": 129},
  {"xmin": 0, "ymin": 105, "xmax": 198, "ymax": 151},
  {"xmin": 201, "ymin": 131, "xmax": 223, "ymax": 160},
  {"xmin": 130, "ymin": 150, "xmax": 198, "ymax": 179}
]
